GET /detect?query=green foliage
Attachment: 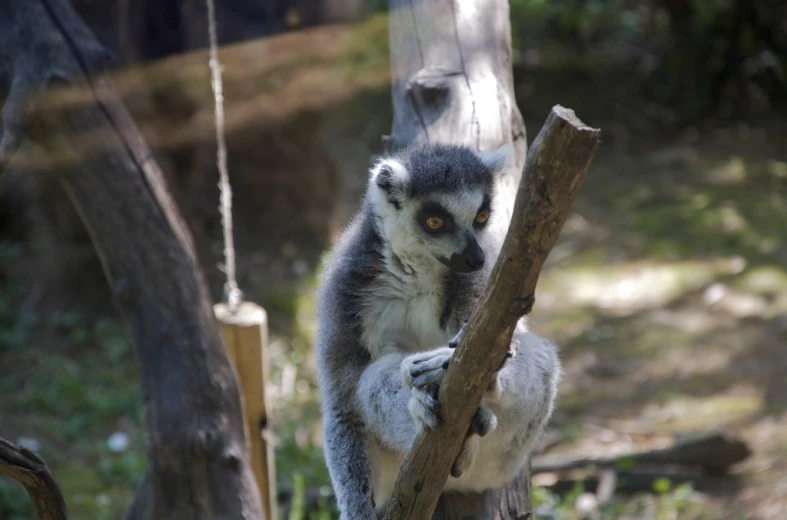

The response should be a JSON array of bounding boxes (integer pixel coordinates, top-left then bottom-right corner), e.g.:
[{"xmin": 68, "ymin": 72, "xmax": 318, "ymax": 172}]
[
  {"xmin": 652, "ymin": 477, "xmax": 672, "ymax": 494},
  {"xmin": 0, "ymin": 480, "xmax": 34, "ymax": 520},
  {"xmin": 340, "ymin": 12, "xmax": 389, "ymax": 72},
  {"xmin": 532, "ymin": 481, "xmax": 716, "ymax": 519},
  {"xmin": 510, "ymin": 0, "xmax": 628, "ymax": 49},
  {"xmin": 288, "ymin": 473, "xmax": 306, "ymax": 520},
  {"xmin": 508, "ymin": 0, "xmax": 786, "ymax": 119},
  {"xmin": 0, "ymin": 306, "xmax": 144, "ymax": 519}
]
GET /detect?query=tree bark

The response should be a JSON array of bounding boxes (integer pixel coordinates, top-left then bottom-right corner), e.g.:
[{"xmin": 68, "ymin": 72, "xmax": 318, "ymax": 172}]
[
  {"xmin": 0, "ymin": 438, "xmax": 68, "ymax": 520},
  {"xmin": 0, "ymin": 1, "xmax": 264, "ymax": 518},
  {"xmin": 387, "ymin": 0, "xmax": 527, "ymax": 225}
]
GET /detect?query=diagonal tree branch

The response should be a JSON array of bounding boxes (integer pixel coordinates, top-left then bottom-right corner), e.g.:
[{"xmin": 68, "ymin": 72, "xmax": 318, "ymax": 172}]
[
  {"xmin": 383, "ymin": 105, "xmax": 601, "ymax": 520},
  {"xmin": 0, "ymin": 437, "xmax": 68, "ymax": 520}
]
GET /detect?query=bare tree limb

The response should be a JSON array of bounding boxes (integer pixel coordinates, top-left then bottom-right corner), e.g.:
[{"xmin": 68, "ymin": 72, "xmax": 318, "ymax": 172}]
[
  {"xmin": 532, "ymin": 428, "xmax": 752, "ymax": 475},
  {"xmin": 0, "ymin": 438, "xmax": 68, "ymax": 520},
  {"xmin": 383, "ymin": 105, "xmax": 601, "ymax": 520}
]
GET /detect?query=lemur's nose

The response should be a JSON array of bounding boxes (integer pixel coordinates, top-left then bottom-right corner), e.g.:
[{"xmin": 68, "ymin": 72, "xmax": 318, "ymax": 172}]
[{"xmin": 462, "ymin": 239, "xmax": 485, "ymax": 270}]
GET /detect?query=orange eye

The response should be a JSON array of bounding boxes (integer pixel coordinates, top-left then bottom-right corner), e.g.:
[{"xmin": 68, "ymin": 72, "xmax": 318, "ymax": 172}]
[
  {"xmin": 475, "ymin": 209, "xmax": 490, "ymax": 224},
  {"xmin": 425, "ymin": 216, "xmax": 444, "ymax": 230}
]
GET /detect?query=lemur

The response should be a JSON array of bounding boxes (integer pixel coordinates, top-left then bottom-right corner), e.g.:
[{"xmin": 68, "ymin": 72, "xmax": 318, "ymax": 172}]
[{"xmin": 315, "ymin": 141, "xmax": 560, "ymax": 519}]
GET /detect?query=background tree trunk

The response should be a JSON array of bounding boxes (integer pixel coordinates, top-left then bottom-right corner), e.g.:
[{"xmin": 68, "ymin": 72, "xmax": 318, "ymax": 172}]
[
  {"xmin": 386, "ymin": 0, "xmax": 531, "ymax": 518},
  {"xmin": 0, "ymin": 1, "xmax": 264, "ymax": 518}
]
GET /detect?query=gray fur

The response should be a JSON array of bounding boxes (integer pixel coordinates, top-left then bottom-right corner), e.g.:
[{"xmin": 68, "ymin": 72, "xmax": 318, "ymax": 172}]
[{"xmin": 315, "ymin": 142, "xmax": 561, "ymax": 519}]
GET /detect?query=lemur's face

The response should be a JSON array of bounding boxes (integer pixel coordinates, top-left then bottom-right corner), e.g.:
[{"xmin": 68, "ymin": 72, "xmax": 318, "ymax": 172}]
[{"xmin": 369, "ymin": 142, "xmax": 510, "ymax": 274}]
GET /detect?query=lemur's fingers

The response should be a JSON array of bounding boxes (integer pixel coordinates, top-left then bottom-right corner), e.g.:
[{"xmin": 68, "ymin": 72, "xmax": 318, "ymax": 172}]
[
  {"xmin": 471, "ymin": 406, "xmax": 498, "ymax": 437},
  {"xmin": 408, "ymin": 351, "xmax": 450, "ymax": 377},
  {"xmin": 451, "ymin": 435, "xmax": 479, "ymax": 478},
  {"xmin": 411, "ymin": 367, "xmax": 445, "ymax": 389},
  {"xmin": 408, "ymin": 387, "xmax": 441, "ymax": 431},
  {"xmin": 448, "ymin": 323, "xmax": 467, "ymax": 349},
  {"xmin": 402, "ymin": 348, "xmax": 453, "ymax": 389}
]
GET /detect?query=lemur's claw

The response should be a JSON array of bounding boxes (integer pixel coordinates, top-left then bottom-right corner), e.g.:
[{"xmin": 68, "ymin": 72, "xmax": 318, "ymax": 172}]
[{"xmin": 448, "ymin": 322, "xmax": 468, "ymax": 349}]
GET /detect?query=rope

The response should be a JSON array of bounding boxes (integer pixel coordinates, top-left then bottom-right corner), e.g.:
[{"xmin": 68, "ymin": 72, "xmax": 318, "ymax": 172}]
[{"xmin": 206, "ymin": 0, "xmax": 242, "ymax": 313}]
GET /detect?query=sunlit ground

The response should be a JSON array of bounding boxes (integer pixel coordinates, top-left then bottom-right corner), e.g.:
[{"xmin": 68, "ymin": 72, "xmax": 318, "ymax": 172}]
[{"xmin": 1, "ymin": 14, "xmax": 786, "ymax": 520}]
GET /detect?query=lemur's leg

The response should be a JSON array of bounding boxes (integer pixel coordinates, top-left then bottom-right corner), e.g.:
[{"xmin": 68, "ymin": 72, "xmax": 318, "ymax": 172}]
[
  {"xmin": 485, "ymin": 322, "xmax": 560, "ymax": 448},
  {"xmin": 402, "ymin": 321, "xmax": 560, "ymax": 477}
]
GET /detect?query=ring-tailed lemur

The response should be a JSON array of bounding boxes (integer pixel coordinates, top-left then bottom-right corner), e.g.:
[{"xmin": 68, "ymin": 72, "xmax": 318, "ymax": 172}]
[{"xmin": 316, "ymin": 142, "xmax": 560, "ymax": 519}]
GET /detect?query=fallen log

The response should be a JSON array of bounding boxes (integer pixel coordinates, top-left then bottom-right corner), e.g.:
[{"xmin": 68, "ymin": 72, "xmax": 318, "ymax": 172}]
[{"xmin": 532, "ymin": 428, "xmax": 752, "ymax": 475}]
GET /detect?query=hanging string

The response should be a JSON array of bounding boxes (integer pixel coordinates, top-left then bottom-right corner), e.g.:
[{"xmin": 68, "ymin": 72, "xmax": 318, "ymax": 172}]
[{"xmin": 206, "ymin": 0, "xmax": 242, "ymax": 313}]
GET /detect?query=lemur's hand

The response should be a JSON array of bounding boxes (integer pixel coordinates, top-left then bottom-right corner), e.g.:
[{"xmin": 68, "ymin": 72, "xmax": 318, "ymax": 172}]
[
  {"xmin": 401, "ymin": 347, "xmax": 453, "ymax": 431},
  {"xmin": 401, "ymin": 347, "xmax": 498, "ymax": 478}
]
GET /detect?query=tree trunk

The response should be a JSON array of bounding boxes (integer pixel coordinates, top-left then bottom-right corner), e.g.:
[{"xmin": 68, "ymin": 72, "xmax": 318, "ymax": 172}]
[
  {"xmin": 0, "ymin": 1, "xmax": 264, "ymax": 518},
  {"xmin": 386, "ymin": 0, "xmax": 530, "ymax": 518}
]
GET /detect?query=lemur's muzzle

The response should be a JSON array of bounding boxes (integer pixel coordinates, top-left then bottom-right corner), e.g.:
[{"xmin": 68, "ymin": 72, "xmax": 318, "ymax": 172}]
[{"xmin": 441, "ymin": 238, "xmax": 485, "ymax": 273}]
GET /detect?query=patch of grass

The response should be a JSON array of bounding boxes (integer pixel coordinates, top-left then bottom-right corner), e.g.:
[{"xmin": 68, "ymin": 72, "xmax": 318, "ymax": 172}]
[
  {"xmin": 533, "ymin": 482, "xmax": 721, "ymax": 520},
  {"xmin": 0, "ymin": 480, "xmax": 33, "ymax": 520},
  {"xmin": 0, "ymin": 306, "xmax": 143, "ymax": 519}
]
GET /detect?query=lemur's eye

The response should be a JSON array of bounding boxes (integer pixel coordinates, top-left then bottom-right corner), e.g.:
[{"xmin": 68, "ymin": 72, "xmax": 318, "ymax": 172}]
[
  {"xmin": 425, "ymin": 216, "xmax": 445, "ymax": 230},
  {"xmin": 475, "ymin": 209, "xmax": 490, "ymax": 224}
]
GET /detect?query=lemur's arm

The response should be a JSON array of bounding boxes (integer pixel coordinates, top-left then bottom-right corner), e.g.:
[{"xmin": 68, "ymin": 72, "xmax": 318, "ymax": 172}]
[{"xmin": 357, "ymin": 350, "xmax": 421, "ymax": 452}]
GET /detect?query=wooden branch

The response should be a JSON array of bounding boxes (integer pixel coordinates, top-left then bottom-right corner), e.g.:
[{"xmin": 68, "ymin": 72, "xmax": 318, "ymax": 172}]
[
  {"xmin": 532, "ymin": 428, "xmax": 752, "ymax": 475},
  {"xmin": 383, "ymin": 106, "xmax": 601, "ymax": 520},
  {"xmin": 0, "ymin": 438, "xmax": 68, "ymax": 520},
  {"xmin": 387, "ymin": 2, "xmax": 533, "ymax": 516},
  {"xmin": 0, "ymin": 1, "xmax": 264, "ymax": 518}
]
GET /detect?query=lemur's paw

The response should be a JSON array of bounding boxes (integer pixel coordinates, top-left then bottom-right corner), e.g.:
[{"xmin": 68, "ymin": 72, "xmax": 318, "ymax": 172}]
[
  {"xmin": 408, "ymin": 385, "xmax": 441, "ymax": 431},
  {"xmin": 471, "ymin": 406, "xmax": 498, "ymax": 437},
  {"xmin": 401, "ymin": 347, "xmax": 453, "ymax": 390},
  {"xmin": 448, "ymin": 324, "xmax": 466, "ymax": 349},
  {"xmin": 451, "ymin": 435, "xmax": 479, "ymax": 478},
  {"xmin": 450, "ymin": 408, "xmax": 497, "ymax": 479}
]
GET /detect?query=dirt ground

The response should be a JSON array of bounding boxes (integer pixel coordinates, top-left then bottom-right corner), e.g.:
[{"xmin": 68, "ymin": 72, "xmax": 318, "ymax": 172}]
[{"xmin": 1, "ymin": 16, "xmax": 786, "ymax": 519}]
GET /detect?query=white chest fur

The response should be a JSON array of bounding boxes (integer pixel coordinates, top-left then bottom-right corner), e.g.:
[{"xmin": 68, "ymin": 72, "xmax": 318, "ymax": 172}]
[{"xmin": 360, "ymin": 269, "xmax": 450, "ymax": 359}]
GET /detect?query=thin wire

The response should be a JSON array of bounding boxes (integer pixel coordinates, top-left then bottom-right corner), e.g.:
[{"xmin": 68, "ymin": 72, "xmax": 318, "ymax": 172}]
[{"xmin": 206, "ymin": 0, "xmax": 242, "ymax": 313}]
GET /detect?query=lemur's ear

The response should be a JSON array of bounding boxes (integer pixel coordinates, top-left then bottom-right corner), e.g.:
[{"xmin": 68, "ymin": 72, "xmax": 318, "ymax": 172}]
[
  {"xmin": 477, "ymin": 143, "xmax": 513, "ymax": 175},
  {"xmin": 370, "ymin": 158, "xmax": 409, "ymax": 210},
  {"xmin": 375, "ymin": 164, "xmax": 396, "ymax": 192}
]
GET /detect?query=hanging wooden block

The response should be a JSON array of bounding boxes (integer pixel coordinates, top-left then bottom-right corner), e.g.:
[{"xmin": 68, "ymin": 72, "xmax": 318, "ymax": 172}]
[{"xmin": 214, "ymin": 301, "xmax": 277, "ymax": 520}]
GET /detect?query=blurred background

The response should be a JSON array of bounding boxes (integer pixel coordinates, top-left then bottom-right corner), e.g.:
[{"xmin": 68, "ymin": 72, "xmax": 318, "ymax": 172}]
[{"xmin": 1, "ymin": 0, "xmax": 786, "ymax": 518}]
